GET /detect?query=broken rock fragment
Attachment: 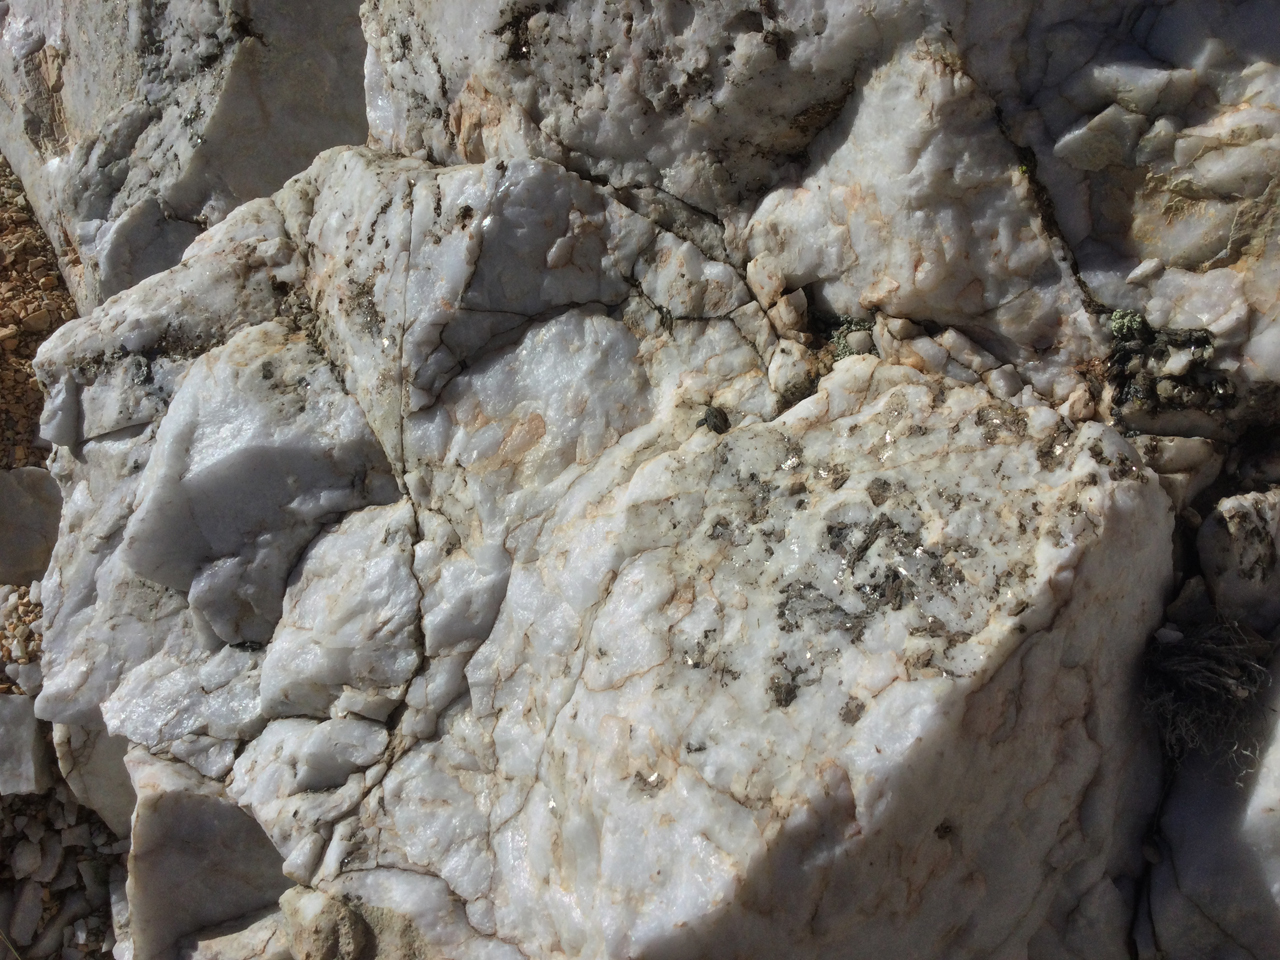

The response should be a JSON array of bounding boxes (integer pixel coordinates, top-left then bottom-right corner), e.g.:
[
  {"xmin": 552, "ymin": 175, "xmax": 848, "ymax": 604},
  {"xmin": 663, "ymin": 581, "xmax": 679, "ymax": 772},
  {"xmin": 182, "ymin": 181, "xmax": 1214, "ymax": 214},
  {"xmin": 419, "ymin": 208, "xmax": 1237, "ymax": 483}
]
[{"xmin": 0, "ymin": 693, "xmax": 52, "ymax": 795}]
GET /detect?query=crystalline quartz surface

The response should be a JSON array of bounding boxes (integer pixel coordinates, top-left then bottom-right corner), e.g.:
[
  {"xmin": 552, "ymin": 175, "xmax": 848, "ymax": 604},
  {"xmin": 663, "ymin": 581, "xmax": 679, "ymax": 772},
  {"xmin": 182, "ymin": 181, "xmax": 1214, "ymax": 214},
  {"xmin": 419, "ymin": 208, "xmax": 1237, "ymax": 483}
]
[{"xmin": 3, "ymin": 1, "xmax": 1280, "ymax": 959}]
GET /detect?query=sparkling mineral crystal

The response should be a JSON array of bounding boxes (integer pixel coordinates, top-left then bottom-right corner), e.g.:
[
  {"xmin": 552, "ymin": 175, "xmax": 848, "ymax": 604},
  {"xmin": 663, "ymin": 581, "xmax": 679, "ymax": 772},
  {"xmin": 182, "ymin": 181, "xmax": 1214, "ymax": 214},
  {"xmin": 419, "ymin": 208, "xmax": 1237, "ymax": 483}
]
[{"xmin": 3, "ymin": 1, "xmax": 1280, "ymax": 959}]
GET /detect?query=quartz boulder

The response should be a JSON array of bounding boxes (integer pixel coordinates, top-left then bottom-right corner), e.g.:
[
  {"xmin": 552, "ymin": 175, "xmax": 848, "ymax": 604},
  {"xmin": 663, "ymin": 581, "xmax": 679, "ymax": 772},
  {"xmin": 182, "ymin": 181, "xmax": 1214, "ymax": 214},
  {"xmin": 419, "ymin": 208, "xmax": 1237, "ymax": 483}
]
[{"xmin": 0, "ymin": 0, "xmax": 368, "ymax": 308}]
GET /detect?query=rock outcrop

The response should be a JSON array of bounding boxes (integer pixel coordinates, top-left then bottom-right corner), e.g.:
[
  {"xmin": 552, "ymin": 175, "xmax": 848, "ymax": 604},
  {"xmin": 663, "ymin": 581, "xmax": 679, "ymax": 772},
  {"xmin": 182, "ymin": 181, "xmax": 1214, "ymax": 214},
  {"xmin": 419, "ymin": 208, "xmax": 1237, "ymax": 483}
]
[
  {"xmin": 0, "ymin": 0, "xmax": 368, "ymax": 308},
  {"xmin": 3, "ymin": 2, "xmax": 1280, "ymax": 960}
]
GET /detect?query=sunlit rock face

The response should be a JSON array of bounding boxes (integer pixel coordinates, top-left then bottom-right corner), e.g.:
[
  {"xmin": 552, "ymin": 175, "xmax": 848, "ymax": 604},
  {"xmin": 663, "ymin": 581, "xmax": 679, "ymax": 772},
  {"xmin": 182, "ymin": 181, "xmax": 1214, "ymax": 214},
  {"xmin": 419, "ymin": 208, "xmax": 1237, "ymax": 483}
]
[
  {"xmin": 0, "ymin": 0, "xmax": 368, "ymax": 308},
  {"xmin": 8, "ymin": 1, "xmax": 1280, "ymax": 960},
  {"xmin": 28, "ymin": 150, "xmax": 1175, "ymax": 960}
]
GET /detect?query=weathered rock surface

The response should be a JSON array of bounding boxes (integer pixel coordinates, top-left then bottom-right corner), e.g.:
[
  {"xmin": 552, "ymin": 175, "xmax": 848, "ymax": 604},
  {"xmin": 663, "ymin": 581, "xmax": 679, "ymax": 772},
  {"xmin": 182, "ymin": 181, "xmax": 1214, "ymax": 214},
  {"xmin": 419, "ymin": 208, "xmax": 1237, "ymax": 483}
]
[
  {"xmin": 5, "ymin": 1, "xmax": 1280, "ymax": 959},
  {"xmin": 0, "ymin": 0, "xmax": 368, "ymax": 308},
  {"xmin": 22, "ymin": 142, "xmax": 1175, "ymax": 959}
]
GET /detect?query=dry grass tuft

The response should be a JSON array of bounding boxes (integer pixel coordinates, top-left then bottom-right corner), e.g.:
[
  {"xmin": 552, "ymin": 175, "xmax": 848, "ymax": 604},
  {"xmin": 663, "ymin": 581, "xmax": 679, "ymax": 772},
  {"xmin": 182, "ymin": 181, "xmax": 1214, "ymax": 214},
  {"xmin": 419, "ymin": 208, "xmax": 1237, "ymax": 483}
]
[{"xmin": 1142, "ymin": 617, "xmax": 1275, "ymax": 769}]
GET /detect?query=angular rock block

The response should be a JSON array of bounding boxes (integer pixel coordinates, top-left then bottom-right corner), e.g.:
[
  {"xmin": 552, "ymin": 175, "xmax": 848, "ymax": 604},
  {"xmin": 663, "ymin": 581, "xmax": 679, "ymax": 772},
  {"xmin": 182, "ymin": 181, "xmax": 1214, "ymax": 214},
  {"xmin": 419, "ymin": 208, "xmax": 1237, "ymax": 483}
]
[
  {"xmin": 0, "ymin": 467, "xmax": 61, "ymax": 585},
  {"xmin": 124, "ymin": 751, "xmax": 292, "ymax": 960},
  {"xmin": 0, "ymin": 693, "xmax": 52, "ymax": 795},
  {"xmin": 23, "ymin": 137, "xmax": 1181, "ymax": 958}
]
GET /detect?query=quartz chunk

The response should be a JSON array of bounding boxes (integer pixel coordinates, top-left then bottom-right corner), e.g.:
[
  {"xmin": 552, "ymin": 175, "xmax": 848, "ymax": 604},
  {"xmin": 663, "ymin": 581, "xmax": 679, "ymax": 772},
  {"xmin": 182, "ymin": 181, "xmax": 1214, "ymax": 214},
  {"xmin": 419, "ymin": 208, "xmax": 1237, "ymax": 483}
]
[
  {"xmin": 124, "ymin": 751, "xmax": 292, "ymax": 960},
  {"xmin": 102, "ymin": 646, "xmax": 266, "ymax": 770},
  {"xmin": 1198, "ymin": 490, "xmax": 1280, "ymax": 633},
  {"xmin": 227, "ymin": 719, "xmax": 370, "ymax": 876},
  {"xmin": 116, "ymin": 321, "xmax": 397, "ymax": 647},
  {"xmin": 0, "ymin": 694, "xmax": 52, "ymax": 795},
  {"xmin": 261, "ymin": 501, "xmax": 422, "ymax": 721},
  {"xmin": 53, "ymin": 721, "xmax": 136, "ymax": 838},
  {"xmin": 0, "ymin": 468, "xmax": 61, "ymax": 585},
  {"xmin": 743, "ymin": 37, "xmax": 1099, "ymax": 388},
  {"xmin": 32, "ymin": 199, "xmax": 306, "ymax": 727}
]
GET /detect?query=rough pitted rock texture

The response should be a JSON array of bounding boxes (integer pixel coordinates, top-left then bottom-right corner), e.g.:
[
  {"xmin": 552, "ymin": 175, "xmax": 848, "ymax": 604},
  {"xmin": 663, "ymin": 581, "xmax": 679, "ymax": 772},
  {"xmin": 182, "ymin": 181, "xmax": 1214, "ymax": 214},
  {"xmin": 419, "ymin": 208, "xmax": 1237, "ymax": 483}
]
[
  {"xmin": 4, "ymin": 2, "xmax": 1280, "ymax": 960},
  {"xmin": 23, "ymin": 150, "xmax": 1174, "ymax": 960}
]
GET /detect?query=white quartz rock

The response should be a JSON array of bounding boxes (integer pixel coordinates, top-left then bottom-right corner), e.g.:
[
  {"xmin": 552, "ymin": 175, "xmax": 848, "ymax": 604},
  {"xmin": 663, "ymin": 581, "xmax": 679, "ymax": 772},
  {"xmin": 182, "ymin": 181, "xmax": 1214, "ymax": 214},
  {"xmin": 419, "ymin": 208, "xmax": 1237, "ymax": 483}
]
[
  {"xmin": 0, "ymin": 0, "xmax": 367, "ymax": 307},
  {"xmin": 261, "ymin": 500, "xmax": 421, "ymax": 721},
  {"xmin": 404, "ymin": 306, "xmax": 656, "ymax": 521},
  {"xmin": 1198, "ymin": 490, "xmax": 1280, "ymax": 633},
  {"xmin": 292, "ymin": 147, "xmax": 661, "ymax": 456},
  {"xmin": 1053, "ymin": 104, "xmax": 1150, "ymax": 171},
  {"xmin": 1132, "ymin": 436, "xmax": 1224, "ymax": 513},
  {"xmin": 0, "ymin": 468, "xmax": 61, "ymax": 585},
  {"xmin": 998, "ymin": 1, "xmax": 1280, "ymax": 413},
  {"xmin": 293, "ymin": 719, "xmax": 389, "ymax": 794},
  {"xmin": 124, "ymin": 751, "xmax": 292, "ymax": 960},
  {"xmin": 53, "ymin": 720, "xmax": 137, "ymax": 838},
  {"xmin": 102, "ymin": 646, "xmax": 266, "ymax": 771},
  {"xmin": 35, "ymin": 198, "xmax": 297, "ymax": 448},
  {"xmin": 176, "ymin": 909, "xmax": 293, "ymax": 960},
  {"xmin": 743, "ymin": 36, "xmax": 1099, "ymax": 380},
  {"xmin": 36, "ymin": 542, "xmax": 192, "ymax": 727},
  {"xmin": 362, "ymin": 0, "xmax": 913, "ymax": 217},
  {"xmin": 33, "ymin": 199, "xmax": 304, "ymax": 725},
  {"xmin": 227, "ymin": 719, "xmax": 371, "ymax": 873},
  {"xmin": 0, "ymin": 694, "xmax": 53, "ymax": 796},
  {"xmin": 117, "ymin": 321, "xmax": 398, "ymax": 646},
  {"xmin": 1147, "ymin": 267, "xmax": 1253, "ymax": 352},
  {"xmin": 241, "ymin": 352, "xmax": 1169, "ymax": 959},
  {"xmin": 636, "ymin": 233, "xmax": 751, "ymax": 319}
]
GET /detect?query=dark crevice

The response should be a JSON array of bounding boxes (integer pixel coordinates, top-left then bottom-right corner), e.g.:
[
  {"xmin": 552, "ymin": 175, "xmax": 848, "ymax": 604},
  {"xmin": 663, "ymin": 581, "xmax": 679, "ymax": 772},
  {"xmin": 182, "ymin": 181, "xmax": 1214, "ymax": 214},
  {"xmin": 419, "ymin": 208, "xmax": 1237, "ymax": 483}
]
[{"xmin": 991, "ymin": 106, "xmax": 1110, "ymax": 320}]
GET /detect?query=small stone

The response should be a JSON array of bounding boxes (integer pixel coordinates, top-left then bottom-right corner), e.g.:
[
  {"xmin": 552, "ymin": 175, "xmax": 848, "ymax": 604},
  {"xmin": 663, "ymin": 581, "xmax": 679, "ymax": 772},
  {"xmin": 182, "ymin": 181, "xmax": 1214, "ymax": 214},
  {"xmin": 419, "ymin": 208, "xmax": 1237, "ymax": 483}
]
[
  {"xmin": 696, "ymin": 405, "xmax": 731, "ymax": 434},
  {"xmin": 10, "ymin": 879, "xmax": 43, "ymax": 945},
  {"xmin": 843, "ymin": 330, "xmax": 875, "ymax": 356},
  {"xmin": 12, "ymin": 837, "xmax": 42, "ymax": 878},
  {"xmin": 22, "ymin": 309, "xmax": 50, "ymax": 332}
]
